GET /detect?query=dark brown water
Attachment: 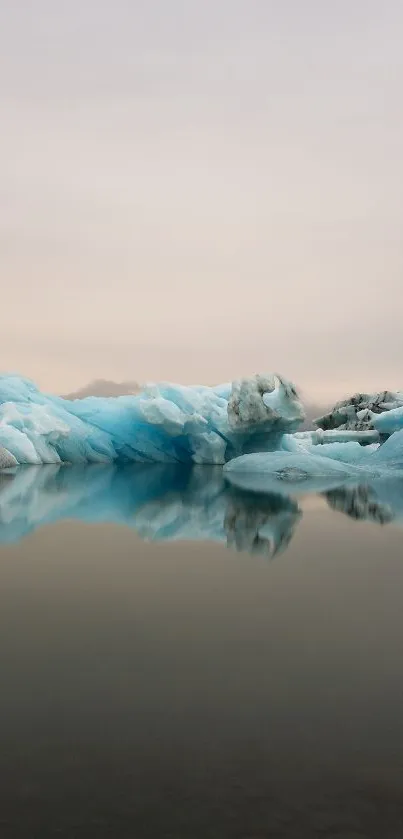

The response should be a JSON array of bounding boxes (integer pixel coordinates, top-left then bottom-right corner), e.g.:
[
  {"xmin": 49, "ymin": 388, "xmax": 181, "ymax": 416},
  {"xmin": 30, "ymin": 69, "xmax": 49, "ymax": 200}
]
[{"xmin": 1, "ymin": 495, "xmax": 403, "ymax": 837}]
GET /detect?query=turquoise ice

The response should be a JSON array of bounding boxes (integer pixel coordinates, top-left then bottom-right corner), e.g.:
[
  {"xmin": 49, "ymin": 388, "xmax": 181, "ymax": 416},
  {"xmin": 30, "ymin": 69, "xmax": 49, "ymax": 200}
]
[
  {"xmin": 0, "ymin": 373, "xmax": 304, "ymax": 465},
  {"xmin": 224, "ymin": 429, "xmax": 403, "ymax": 495}
]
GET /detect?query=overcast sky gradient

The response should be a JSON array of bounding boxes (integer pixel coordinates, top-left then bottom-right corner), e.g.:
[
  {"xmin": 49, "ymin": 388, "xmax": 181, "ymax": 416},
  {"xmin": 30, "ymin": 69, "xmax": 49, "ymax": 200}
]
[{"xmin": 1, "ymin": 1, "xmax": 403, "ymax": 399}]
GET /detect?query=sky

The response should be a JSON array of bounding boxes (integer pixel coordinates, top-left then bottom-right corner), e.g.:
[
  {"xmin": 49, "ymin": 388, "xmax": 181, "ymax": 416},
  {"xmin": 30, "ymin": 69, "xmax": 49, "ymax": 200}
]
[{"xmin": 1, "ymin": 0, "xmax": 403, "ymax": 401}]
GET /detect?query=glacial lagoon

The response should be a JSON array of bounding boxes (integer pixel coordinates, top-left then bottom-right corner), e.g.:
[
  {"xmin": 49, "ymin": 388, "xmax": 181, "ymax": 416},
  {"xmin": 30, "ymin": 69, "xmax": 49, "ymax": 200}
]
[{"xmin": 1, "ymin": 465, "xmax": 403, "ymax": 837}]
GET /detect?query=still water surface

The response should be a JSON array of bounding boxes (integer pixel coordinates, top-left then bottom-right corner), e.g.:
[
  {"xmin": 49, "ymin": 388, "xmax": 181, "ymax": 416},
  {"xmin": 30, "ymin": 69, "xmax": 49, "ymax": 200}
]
[{"xmin": 1, "ymin": 466, "xmax": 403, "ymax": 838}]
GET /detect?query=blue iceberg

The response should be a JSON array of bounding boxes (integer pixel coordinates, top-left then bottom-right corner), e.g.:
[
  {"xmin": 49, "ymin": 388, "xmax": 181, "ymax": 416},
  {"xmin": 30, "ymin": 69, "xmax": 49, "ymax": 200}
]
[
  {"xmin": 0, "ymin": 373, "xmax": 305, "ymax": 465},
  {"xmin": 3, "ymin": 371, "xmax": 403, "ymax": 485},
  {"xmin": 224, "ymin": 428, "xmax": 403, "ymax": 495}
]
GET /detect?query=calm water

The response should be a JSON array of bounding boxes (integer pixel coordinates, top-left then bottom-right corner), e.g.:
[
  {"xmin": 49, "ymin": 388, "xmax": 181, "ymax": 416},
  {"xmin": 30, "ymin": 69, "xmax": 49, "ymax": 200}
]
[{"xmin": 1, "ymin": 466, "xmax": 403, "ymax": 838}]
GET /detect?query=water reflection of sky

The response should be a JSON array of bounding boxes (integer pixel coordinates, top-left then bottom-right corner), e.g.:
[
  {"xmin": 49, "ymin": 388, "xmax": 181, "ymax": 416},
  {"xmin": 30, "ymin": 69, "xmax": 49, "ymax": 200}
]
[{"xmin": 1, "ymin": 464, "xmax": 403, "ymax": 554}]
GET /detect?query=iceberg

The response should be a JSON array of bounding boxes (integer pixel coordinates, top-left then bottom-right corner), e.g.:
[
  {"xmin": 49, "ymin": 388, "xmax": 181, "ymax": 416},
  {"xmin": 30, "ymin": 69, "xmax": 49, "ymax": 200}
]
[
  {"xmin": 0, "ymin": 373, "xmax": 305, "ymax": 466},
  {"xmin": 223, "ymin": 429, "xmax": 403, "ymax": 495},
  {"xmin": 315, "ymin": 390, "xmax": 403, "ymax": 431},
  {"xmin": 372, "ymin": 406, "xmax": 403, "ymax": 435},
  {"xmin": 3, "ymin": 370, "xmax": 403, "ymax": 484},
  {"xmin": 224, "ymin": 451, "xmax": 364, "ymax": 496}
]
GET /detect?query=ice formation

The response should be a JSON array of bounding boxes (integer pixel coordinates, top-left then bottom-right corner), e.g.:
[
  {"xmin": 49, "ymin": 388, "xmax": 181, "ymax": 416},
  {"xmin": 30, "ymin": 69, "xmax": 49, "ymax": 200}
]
[
  {"xmin": 0, "ymin": 464, "xmax": 301, "ymax": 556},
  {"xmin": 224, "ymin": 429, "xmax": 403, "ymax": 495},
  {"xmin": 315, "ymin": 391, "xmax": 403, "ymax": 431},
  {"xmin": 3, "ymin": 371, "xmax": 403, "ymax": 489},
  {"xmin": 0, "ymin": 374, "xmax": 304, "ymax": 465},
  {"xmin": 224, "ymin": 451, "xmax": 363, "ymax": 496}
]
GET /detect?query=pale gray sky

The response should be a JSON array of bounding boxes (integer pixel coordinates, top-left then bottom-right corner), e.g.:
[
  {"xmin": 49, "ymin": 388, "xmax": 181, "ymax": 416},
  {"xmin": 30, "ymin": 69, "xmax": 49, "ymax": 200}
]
[{"xmin": 1, "ymin": 1, "xmax": 403, "ymax": 400}]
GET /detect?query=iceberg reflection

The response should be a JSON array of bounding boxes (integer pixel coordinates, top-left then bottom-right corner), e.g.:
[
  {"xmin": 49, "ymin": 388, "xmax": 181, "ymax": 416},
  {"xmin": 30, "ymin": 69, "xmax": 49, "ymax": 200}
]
[
  {"xmin": 323, "ymin": 478, "xmax": 403, "ymax": 526},
  {"xmin": 3, "ymin": 466, "xmax": 403, "ymax": 555},
  {"xmin": 0, "ymin": 465, "xmax": 301, "ymax": 558}
]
